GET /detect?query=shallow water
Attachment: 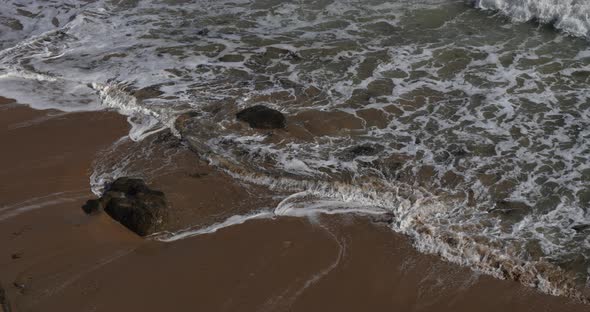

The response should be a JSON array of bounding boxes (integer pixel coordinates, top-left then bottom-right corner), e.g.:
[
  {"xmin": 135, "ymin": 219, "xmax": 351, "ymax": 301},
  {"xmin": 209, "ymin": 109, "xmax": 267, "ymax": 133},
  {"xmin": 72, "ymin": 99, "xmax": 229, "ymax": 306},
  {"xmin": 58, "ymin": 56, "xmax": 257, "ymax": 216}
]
[{"xmin": 1, "ymin": 0, "xmax": 589, "ymax": 301}]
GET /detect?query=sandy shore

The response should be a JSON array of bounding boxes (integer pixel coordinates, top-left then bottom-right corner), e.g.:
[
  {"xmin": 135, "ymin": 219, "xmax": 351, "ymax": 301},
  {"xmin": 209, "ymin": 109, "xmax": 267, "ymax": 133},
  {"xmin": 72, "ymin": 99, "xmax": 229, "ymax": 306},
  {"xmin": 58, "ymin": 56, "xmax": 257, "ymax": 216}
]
[{"xmin": 0, "ymin": 96, "xmax": 587, "ymax": 311}]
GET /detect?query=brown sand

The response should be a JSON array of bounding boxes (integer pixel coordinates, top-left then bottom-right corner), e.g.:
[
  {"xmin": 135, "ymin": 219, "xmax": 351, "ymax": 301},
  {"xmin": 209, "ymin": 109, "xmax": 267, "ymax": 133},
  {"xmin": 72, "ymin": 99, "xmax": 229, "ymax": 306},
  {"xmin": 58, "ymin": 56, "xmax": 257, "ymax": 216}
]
[{"xmin": 0, "ymin": 96, "xmax": 587, "ymax": 311}]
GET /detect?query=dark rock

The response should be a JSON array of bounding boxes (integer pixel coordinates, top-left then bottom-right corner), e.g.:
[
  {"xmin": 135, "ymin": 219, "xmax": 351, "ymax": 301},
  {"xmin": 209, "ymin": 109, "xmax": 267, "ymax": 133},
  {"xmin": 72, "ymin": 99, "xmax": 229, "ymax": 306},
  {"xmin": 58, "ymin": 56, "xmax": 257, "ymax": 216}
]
[
  {"xmin": 81, "ymin": 178, "xmax": 168, "ymax": 236},
  {"xmin": 572, "ymin": 224, "xmax": 590, "ymax": 233},
  {"xmin": 0, "ymin": 282, "xmax": 11, "ymax": 312},
  {"xmin": 236, "ymin": 105, "xmax": 286, "ymax": 129},
  {"xmin": 341, "ymin": 144, "xmax": 384, "ymax": 161},
  {"xmin": 81, "ymin": 199, "xmax": 103, "ymax": 215}
]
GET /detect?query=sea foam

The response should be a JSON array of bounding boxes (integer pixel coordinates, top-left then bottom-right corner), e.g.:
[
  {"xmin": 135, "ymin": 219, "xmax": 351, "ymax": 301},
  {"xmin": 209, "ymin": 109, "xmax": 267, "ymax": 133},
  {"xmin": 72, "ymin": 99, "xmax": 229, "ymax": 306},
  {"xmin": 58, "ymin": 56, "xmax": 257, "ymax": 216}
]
[{"xmin": 473, "ymin": 0, "xmax": 590, "ymax": 38}]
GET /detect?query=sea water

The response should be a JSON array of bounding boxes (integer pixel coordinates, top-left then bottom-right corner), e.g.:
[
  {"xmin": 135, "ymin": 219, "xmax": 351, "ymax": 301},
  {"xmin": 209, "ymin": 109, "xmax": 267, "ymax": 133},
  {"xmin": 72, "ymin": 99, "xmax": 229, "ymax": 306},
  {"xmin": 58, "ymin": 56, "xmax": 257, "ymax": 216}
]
[{"xmin": 1, "ymin": 0, "xmax": 589, "ymax": 301}]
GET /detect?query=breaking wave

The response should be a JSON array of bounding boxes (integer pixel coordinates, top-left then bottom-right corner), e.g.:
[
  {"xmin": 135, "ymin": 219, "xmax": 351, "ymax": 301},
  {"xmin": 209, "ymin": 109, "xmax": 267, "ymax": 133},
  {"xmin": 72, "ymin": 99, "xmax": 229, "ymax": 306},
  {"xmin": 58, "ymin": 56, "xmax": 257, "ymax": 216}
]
[{"xmin": 473, "ymin": 0, "xmax": 590, "ymax": 39}]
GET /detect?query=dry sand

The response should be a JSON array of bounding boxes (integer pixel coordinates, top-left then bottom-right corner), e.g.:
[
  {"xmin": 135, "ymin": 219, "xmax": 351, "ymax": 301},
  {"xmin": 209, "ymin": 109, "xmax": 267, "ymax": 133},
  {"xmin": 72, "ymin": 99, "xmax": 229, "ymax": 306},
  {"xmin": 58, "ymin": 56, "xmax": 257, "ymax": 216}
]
[{"xmin": 0, "ymin": 96, "xmax": 587, "ymax": 311}]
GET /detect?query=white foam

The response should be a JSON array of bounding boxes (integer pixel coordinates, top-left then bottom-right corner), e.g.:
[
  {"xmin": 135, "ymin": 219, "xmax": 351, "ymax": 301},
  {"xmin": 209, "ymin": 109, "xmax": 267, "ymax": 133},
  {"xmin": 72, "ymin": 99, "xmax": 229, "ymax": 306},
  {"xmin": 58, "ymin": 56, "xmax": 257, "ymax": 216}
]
[
  {"xmin": 2, "ymin": 0, "xmax": 590, "ymax": 301},
  {"xmin": 154, "ymin": 211, "xmax": 274, "ymax": 242},
  {"xmin": 473, "ymin": 0, "xmax": 590, "ymax": 38},
  {"xmin": 0, "ymin": 190, "xmax": 89, "ymax": 222},
  {"xmin": 155, "ymin": 190, "xmax": 391, "ymax": 242},
  {"xmin": 91, "ymin": 82, "xmax": 166, "ymax": 141},
  {"xmin": 274, "ymin": 191, "xmax": 391, "ymax": 218}
]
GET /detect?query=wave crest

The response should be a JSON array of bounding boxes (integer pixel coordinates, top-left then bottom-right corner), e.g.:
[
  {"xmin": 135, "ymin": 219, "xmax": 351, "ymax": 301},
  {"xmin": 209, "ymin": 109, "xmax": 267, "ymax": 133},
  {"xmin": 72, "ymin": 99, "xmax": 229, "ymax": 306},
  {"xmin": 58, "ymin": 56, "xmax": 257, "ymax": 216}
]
[{"xmin": 473, "ymin": 0, "xmax": 590, "ymax": 38}]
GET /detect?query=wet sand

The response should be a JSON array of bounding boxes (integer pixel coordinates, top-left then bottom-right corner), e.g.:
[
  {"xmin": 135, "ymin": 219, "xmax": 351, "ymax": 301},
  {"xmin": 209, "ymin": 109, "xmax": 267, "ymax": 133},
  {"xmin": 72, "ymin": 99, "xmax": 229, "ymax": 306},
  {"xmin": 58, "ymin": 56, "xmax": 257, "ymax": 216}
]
[{"xmin": 0, "ymin": 96, "xmax": 588, "ymax": 311}]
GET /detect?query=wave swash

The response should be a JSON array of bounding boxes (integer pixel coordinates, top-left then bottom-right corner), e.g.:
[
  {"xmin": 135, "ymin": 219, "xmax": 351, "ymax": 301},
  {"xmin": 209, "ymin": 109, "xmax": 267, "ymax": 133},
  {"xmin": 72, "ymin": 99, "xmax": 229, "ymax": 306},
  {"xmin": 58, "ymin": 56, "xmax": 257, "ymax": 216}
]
[{"xmin": 1, "ymin": 0, "xmax": 590, "ymax": 303}]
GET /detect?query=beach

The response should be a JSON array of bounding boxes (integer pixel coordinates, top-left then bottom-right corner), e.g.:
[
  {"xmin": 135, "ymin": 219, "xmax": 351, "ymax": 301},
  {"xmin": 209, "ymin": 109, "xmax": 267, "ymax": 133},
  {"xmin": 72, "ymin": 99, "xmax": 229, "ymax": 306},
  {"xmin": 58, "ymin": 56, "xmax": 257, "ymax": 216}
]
[
  {"xmin": 1, "ymin": 0, "xmax": 590, "ymax": 310},
  {"xmin": 1, "ymin": 95, "xmax": 587, "ymax": 311}
]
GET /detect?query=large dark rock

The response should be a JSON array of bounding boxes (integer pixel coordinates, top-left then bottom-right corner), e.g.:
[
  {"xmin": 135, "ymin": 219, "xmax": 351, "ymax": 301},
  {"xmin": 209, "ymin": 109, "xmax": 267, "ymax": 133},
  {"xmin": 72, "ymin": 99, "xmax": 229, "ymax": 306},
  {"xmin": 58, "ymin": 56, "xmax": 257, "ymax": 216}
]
[
  {"xmin": 236, "ymin": 105, "xmax": 286, "ymax": 129},
  {"xmin": 82, "ymin": 178, "xmax": 168, "ymax": 236}
]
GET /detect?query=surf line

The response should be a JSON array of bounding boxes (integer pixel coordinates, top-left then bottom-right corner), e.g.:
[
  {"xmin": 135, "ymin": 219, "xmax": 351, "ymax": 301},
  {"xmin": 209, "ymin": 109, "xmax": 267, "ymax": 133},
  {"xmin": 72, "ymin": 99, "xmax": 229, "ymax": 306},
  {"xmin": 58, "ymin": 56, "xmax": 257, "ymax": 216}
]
[{"xmin": 151, "ymin": 191, "xmax": 392, "ymax": 242}]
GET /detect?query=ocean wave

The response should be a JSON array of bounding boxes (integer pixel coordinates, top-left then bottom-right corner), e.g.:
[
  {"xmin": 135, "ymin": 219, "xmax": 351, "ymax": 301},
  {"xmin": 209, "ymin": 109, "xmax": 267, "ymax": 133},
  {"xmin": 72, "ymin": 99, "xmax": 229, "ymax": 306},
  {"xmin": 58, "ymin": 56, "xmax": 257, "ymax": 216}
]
[
  {"xmin": 2, "ymin": 0, "xmax": 590, "ymax": 303},
  {"xmin": 473, "ymin": 0, "xmax": 590, "ymax": 38}
]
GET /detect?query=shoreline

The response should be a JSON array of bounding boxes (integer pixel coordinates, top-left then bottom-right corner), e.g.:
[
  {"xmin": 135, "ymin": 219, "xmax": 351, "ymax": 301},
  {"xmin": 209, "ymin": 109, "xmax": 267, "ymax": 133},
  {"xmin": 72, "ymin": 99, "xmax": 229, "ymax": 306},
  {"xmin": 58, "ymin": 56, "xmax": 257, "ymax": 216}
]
[{"xmin": 0, "ymin": 96, "xmax": 588, "ymax": 311}]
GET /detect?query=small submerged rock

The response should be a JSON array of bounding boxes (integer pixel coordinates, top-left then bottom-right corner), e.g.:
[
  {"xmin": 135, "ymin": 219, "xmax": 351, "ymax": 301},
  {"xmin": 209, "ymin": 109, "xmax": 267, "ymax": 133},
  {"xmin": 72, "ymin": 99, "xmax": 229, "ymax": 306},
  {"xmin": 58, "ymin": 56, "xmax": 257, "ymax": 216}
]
[
  {"xmin": 340, "ymin": 143, "xmax": 384, "ymax": 161},
  {"xmin": 236, "ymin": 105, "xmax": 286, "ymax": 129},
  {"xmin": 82, "ymin": 178, "xmax": 168, "ymax": 236}
]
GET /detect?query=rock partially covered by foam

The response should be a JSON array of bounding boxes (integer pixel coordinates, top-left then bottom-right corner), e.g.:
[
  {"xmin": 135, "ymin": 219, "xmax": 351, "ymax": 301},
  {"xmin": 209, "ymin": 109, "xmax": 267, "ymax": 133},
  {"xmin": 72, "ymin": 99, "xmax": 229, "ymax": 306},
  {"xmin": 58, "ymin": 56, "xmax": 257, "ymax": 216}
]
[
  {"xmin": 236, "ymin": 105, "xmax": 286, "ymax": 129},
  {"xmin": 340, "ymin": 143, "xmax": 384, "ymax": 161},
  {"xmin": 82, "ymin": 178, "xmax": 168, "ymax": 236}
]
